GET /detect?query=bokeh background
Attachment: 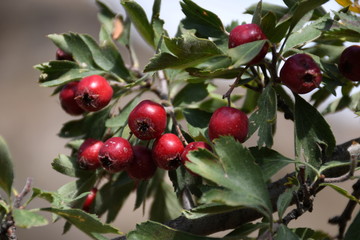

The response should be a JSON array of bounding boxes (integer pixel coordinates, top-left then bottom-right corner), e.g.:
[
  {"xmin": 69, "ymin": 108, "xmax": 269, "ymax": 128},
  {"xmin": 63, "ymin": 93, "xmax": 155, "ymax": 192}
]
[{"xmin": 1, "ymin": 0, "xmax": 359, "ymax": 239}]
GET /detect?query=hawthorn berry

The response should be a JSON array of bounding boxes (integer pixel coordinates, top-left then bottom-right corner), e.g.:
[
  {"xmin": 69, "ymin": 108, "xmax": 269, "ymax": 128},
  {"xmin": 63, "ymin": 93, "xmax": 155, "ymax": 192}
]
[
  {"xmin": 128, "ymin": 100, "xmax": 167, "ymax": 140},
  {"xmin": 77, "ymin": 138, "xmax": 103, "ymax": 170},
  {"xmin": 152, "ymin": 133, "xmax": 184, "ymax": 170},
  {"xmin": 338, "ymin": 45, "xmax": 360, "ymax": 82},
  {"xmin": 228, "ymin": 23, "xmax": 269, "ymax": 65},
  {"xmin": 82, "ymin": 187, "xmax": 97, "ymax": 212},
  {"xmin": 59, "ymin": 81, "xmax": 85, "ymax": 116},
  {"xmin": 208, "ymin": 106, "xmax": 249, "ymax": 143},
  {"xmin": 75, "ymin": 75, "xmax": 113, "ymax": 112},
  {"xmin": 99, "ymin": 137, "xmax": 134, "ymax": 173},
  {"xmin": 56, "ymin": 48, "xmax": 73, "ymax": 61},
  {"xmin": 280, "ymin": 54, "xmax": 322, "ymax": 94},
  {"xmin": 126, "ymin": 145, "xmax": 157, "ymax": 180}
]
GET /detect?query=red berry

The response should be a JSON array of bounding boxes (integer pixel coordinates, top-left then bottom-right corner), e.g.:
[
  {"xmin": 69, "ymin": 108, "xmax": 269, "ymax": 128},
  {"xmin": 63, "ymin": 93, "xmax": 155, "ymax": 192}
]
[
  {"xmin": 77, "ymin": 138, "xmax": 103, "ymax": 170},
  {"xmin": 208, "ymin": 106, "xmax": 249, "ymax": 143},
  {"xmin": 98, "ymin": 137, "xmax": 134, "ymax": 173},
  {"xmin": 128, "ymin": 100, "xmax": 167, "ymax": 140},
  {"xmin": 339, "ymin": 45, "xmax": 360, "ymax": 81},
  {"xmin": 152, "ymin": 133, "xmax": 184, "ymax": 170},
  {"xmin": 126, "ymin": 145, "xmax": 157, "ymax": 180},
  {"xmin": 75, "ymin": 75, "xmax": 113, "ymax": 112},
  {"xmin": 280, "ymin": 54, "xmax": 322, "ymax": 94},
  {"xmin": 56, "ymin": 48, "xmax": 73, "ymax": 61},
  {"xmin": 82, "ymin": 187, "xmax": 97, "ymax": 212},
  {"xmin": 59, "ymin": 81, "xmax": 85, "ymax": 116},
  {"xmin": 228, "ymin": 23, "xmax": 269, "ymax": 65}
]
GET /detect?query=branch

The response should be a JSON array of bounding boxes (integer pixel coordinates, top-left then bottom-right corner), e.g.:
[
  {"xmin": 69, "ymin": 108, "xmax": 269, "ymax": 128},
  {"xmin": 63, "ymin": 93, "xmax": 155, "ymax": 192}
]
[{"xmin": 329, "ymin": 179, "xmax": 360, "ymax": 239}]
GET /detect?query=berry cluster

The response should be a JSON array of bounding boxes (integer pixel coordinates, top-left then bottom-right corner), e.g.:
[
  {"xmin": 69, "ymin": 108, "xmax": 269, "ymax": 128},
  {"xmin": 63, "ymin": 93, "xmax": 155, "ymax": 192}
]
[{"xmin": 75, "ymin": 100, "xmax": 250, "ymax": 180}]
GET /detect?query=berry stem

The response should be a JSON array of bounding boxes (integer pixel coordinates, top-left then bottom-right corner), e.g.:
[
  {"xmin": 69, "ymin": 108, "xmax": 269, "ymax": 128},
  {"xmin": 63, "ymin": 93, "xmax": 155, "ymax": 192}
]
[{"xmin": 223, "ymin": 65, "xmax": 250, "ymax": 106}]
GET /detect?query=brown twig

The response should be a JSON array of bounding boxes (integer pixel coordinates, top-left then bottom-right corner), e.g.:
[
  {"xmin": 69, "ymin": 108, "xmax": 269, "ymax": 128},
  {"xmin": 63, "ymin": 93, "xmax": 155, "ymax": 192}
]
[
  {"xmin": 329, "ymin": 179, "xmax": 360, "ymax": 239},
  {"xmin": 222, "ymin": 65, "xmax": 250, "ymax": 106}
]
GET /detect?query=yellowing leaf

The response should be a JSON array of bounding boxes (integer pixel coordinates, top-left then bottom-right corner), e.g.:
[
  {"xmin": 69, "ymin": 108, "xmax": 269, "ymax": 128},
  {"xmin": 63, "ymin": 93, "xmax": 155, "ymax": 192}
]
[{"xmin": 336, "ymin": 0, "xmax": 360, "ymax": 13}]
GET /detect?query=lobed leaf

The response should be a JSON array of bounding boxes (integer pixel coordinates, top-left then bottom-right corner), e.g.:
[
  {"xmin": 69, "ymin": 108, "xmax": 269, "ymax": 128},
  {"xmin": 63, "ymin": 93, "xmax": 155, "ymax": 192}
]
[
  {"xmin": 180, "ymin": 0, "xmax": 226, "ymax": 38},
  {"xmin": 12, "ymin": 209, "xmax": 48, "ymax": 228},
  {"xmin": 186, "ymin": 137, "xmax": 273, "ymax": 221},
  {"xmin": 121, "ymin": 0, "xmax": 155, "ymax": 47},
  {"xmin": 144, "ymin": 32, "xmax": 224, "ymax": 72},
  {"xmin": 248, "ymin": 85, "xmax": 277, "ymax": 148},
  {"xmin": 294, "ymin": 95, "xmax": 335, "ymax": 178}
]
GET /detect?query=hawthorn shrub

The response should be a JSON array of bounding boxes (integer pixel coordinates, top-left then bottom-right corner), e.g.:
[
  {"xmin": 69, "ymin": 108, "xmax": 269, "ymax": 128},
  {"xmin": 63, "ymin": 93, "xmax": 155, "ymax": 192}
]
[{"xmin": 1, "ymin": 0, "xmax": 360, "ymax": 239}]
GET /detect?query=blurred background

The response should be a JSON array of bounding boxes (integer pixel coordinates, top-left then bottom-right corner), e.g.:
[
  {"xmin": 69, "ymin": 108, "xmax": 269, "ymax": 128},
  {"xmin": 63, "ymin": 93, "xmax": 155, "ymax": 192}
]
[{"xmin": 0, "ymin": 0, "xmax": 359, "ymax": 239}]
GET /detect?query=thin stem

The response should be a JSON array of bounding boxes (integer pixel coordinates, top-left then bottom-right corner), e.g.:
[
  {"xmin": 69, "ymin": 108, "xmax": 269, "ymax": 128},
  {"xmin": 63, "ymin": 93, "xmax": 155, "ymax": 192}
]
[
  {"xmin": 14, "ymin": 177, "xmax": 33, "ymax": 209},
  {"xmin": 222, "ymin": 65, "xmax": 250, "ymax": 106},
  {"xmin": 329, "ymin": 179, "xmax": 360, "ymax": 239}
]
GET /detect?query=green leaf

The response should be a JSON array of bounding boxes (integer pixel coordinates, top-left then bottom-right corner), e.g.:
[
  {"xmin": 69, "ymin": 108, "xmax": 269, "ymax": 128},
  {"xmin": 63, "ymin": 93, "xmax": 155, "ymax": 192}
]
[
  {"xmin": 51, "ymin": 154, "xmax": 95, "ymax": 178},
  {"xmin": 344, "ymin": 210, "xmax": 360, "ymax": 240},
  {"xmin": 320, "ymin": 183, "xmax": 360, "ymax": 203},
  {"xmin": 225, "ymin": 222, "xmax": 269, "ymax": 239},
  {"xmin": 322, "ymin": 91, "xmax": 360, "ymax": 115},
  {"xmin": 277, "ymin": 185, "xmax": 298, "ymax": 219},
  {"xmin": 173, "ymin": 83, "xmax": 209, "ymax": 107},
  {"xmin": 275, "ymin": 224, "xmax": 300, "ymax": 240},
  {"xmin": 42, "ymin": 208, "xmax": 121, "ymax": 238},
  {"xmin": 35, "ymin": 61, "xmax": 105, "ymax": 87},
  {"xmin": 94, "ymin": 172, "xmax": 134, "ymax": 223},
  {"xmin": 48, "ymin": 33, "xmax": 96, "ymax": 68},
  {"xmin": 134, "ymin": 180, "xmax": 149, "ymax": 210},
  {"xmin": 13, "ymin": 209, "xmax": 48, "ymax": 228},
  {"xmin": 149, "ymin": 182, "xmax": 182, "ymax": 223},
  {"xmin": 334, "ymin": 11, "xmax": 360, "ymax": 34},
  {"xmin": 249, "ymin": 147, "xmax": 294, "ymax": 181},
  {"xmin": 186, "ymin": 136, "xmax": 273, "ymax": 220},
  {"xmin": 182, "ymin": 108, "xmax": 212, "ymax": 140},
  {"xmin": 180, "ymin": 0, "xmax": 226, "ymax": 38},
  {"xmin": 248, "ymin": 85, "xmax": 277, "ymax": 148},
  {"xmin": 78, "ymin": 34, "xmax": 131, "ymax": 81},
  {"xmin": 245, "ymin": 3, "xmax": 288, "ymax": 20},
  {"xmin": 184, "ymin": 202, "xmax": 240, "ymax": 219},
  {"xmin": 294, "ymin": 95, "xmax": 335, "ymax": 177},
  {"xmin": 121, "ymin": 0, "xmax": 155, "ymax": 47},
  {"xmin": 59, "ymin": 107, "xmax": 111, "ymax": 139},
  {"xmin": 144, "ymin": 32, "xmax": 224, "ymax": 72},
  {"xmin": 0, "ymin": 136, "xmax": 14, "ymax": 196},
  {"xmin": 284, "ymin": 14, "xmax": 330, "ymax": 53},
  {"xmin": 252, "ymin": 0, "xmax": 263, "ymax": 26},
  {"xmin": 127, "ymin": 221, "xmax": 235, "ymax": 240},
  {"xmin": 105, "ymin": 96, "xmax": 140, "ymax": 128},
  {"xmin": 228, "ymin": 40, "xmax": 268, "ymax": 67},
  {"xmin": 168, "ymin": 165, "xmax": 202, "ymax": 199}
]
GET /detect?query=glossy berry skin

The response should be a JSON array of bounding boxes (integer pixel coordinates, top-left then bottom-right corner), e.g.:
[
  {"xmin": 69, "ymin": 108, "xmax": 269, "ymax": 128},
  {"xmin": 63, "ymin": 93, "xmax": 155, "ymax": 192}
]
[
  {"xmin": 59, "ymin": 81, "xmax": 85, "ymax": 116},
  {"xmin": 228, "ymin": 23, "xmax": 269, "ymax": 65},
  {"xmin": 152, "ymin": 133, "xmax": 184, "ymax": 170},
  {"xmin": 56, "ymin": 48, "xmax": 73, "ymax": 61},
  {"xmin": 208, "ymin": 106, "xmax": 249, "ymax": 143},
  {"xmin": 82, "ymin": 187, "xmax": 97, "ymax": 212},
  {"xmin": 77, "ymin": 138, "xmax": 103, "ymax": 170},
  {"xmin": 75, "ymin": 75, "xmax": 113, "ymax": 112},
  {"xmin": 99, "ymin": 137, "xmax": 134, "ymax": 173},
  {"xmin": 338, "ymin": 45, "xmax": 360, "ymax": 82},
  {"xmin": 280, "ymin": 54, "xmax": 322, "ymax": 94},
  {"xmin": 128, "ymin": 100, "xmax": 167, "ymax": 140},
  {"xmin": 126, "ymin": 145, "xmax": 157, "ymax": 180}
]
